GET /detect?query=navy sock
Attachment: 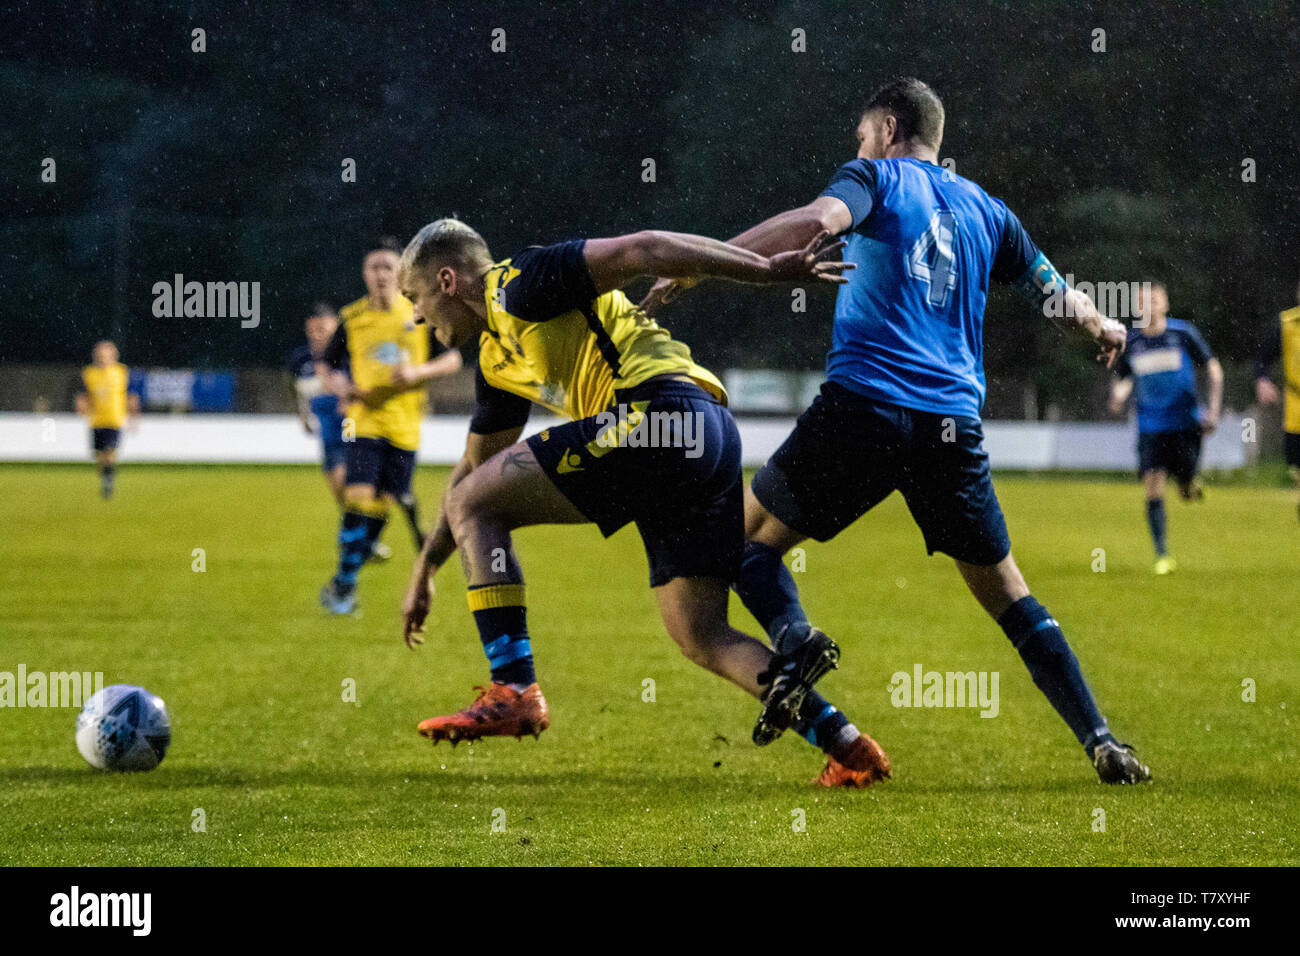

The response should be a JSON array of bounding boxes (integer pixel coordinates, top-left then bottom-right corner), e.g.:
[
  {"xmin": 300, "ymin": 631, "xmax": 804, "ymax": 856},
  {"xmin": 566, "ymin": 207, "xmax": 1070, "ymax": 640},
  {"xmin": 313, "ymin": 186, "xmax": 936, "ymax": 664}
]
[
  {"xmin": 398, "ymin": 492, "xmax": 425, "ymax": 550},
  {"xmin": 362, "ymin": 514, "xmax": 387, "ymax": 557},
  {"xmin": 791, "ymin": 690, "xmax": 853, "ymax": 754},
  {"xmin": 1145, "ymin": 499, "xmax": 1167, "ymax": 556},
  {"xmin": 998, "ymin": 596, "xmax": 1110, "ymax": 754},
  {"xmin": 468, "ymin": 584, "xmax": 536, "ymax": 686},
  {"xmin": 333, "ymin": 511, "xmax": 370, "ymax": 592},
  {"xmin": 100, "ymin": 465, "xmax": 115, "ymax": 497},
  {"xmin": 734, "ymin": 541, "xmax": 810, "ymax": 651}
]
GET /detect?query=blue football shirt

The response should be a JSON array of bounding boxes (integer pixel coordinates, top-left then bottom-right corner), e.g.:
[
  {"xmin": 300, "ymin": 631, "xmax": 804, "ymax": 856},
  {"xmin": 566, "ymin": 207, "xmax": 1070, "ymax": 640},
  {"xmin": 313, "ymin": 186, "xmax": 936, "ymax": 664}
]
[
  {"xmin": 1115, "ymin": 319, "xmax": 1212, "ymax": 434},
  {"xmin": 819, "ymin": 157, "xmax": 1041, "ymax": 420}
]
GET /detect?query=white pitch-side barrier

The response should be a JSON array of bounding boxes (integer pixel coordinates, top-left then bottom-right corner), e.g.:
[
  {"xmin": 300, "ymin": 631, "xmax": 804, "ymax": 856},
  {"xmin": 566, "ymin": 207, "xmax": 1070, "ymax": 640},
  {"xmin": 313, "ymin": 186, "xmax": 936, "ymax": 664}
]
[{"xmin": 0, "ymin": 413, "xmax": 1250, "ymax": 470}]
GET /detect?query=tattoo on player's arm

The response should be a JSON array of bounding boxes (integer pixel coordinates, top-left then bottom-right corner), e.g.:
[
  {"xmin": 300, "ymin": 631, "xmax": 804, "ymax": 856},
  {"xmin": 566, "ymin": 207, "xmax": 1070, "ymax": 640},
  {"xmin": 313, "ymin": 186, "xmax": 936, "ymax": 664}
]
[{"xmin": 500, "ymin": 449, "xmax": 540, "ymax": 477}]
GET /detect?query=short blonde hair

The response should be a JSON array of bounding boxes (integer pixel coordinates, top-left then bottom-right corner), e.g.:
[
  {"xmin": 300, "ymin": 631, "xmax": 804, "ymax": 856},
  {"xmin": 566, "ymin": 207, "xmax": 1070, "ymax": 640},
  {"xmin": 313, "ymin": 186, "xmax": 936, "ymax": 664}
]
[{"xmin": 398, "ymin": 218, "xmax": 492, "ymax": 286}]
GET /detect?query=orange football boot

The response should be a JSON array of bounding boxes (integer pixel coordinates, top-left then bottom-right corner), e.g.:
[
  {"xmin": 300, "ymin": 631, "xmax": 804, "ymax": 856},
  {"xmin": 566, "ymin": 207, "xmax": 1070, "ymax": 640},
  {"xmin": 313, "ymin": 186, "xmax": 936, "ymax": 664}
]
[
  {"xmin": 814, "ymin": 730, "xmax": 892, "ymax": 788},
  {"xmin": 417, "ymin": 683, "xmax": 550, "ymax": 745}
]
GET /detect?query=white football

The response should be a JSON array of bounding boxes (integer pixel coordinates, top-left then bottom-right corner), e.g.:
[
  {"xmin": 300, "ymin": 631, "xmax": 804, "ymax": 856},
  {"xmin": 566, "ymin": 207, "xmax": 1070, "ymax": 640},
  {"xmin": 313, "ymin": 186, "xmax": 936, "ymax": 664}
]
[{"xmin": 76, "ymin": 684, "xmax": 172, "ymax": 772}]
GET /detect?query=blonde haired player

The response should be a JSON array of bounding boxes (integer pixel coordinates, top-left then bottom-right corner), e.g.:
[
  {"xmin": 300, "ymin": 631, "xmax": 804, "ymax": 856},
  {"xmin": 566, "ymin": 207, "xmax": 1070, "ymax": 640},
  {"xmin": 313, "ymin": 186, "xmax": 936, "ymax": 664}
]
[
  {"xmin": 395, "ymin": 218, "xmax": 892, "ymax": 787},
  {"xmin": 75, "ymin": 341, "xmax": 139, "ymax": 499}
]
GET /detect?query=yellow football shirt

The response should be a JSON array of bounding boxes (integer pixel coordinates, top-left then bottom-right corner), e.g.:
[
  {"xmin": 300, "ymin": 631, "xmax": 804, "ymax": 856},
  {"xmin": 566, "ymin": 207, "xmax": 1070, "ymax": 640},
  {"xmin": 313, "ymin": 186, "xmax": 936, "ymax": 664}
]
[
  {"xmin": 477, "ymin": 241, "xmax": 725, "ymax": 422},
  {"xmin": 81, "ymin": 363, "xmax": 129, "ymax": 428},
  {"xmin": 1281, "ymin": 306, "xmax": 1300, "ymax": 433},
  {"xmin": 334, "ymin": 295, "xmax": 428, "ymax": 451}
]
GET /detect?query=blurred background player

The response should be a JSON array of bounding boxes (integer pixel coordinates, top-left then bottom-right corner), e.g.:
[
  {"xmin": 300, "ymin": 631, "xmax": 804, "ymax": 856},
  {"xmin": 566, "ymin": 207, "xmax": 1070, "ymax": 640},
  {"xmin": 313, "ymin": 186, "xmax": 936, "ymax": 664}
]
[
  {"xmin": 289, "ymin": 303, "xmax": 349, "ymax": 507},
  {"xmin": 75, "ymin": 340, "xmax": 139, "ymax": 499},
  {"xmin": 1253, "ymin": 276, "xmax": 1300, "ymax": 523},
  {"xmin": 290, "ymin": 304, "xmax": 395, "ymax": 559},
  {"xmin": 318, "ymin": 238, "xmax": 463, "ymax": 614},
  {"xmin": 1108, "ymin": 282, "xmax": 1223, "ymax": 573},
  {"xmin": 644, "ymin": 77, "xmax": 1148, "ymax": 784}
]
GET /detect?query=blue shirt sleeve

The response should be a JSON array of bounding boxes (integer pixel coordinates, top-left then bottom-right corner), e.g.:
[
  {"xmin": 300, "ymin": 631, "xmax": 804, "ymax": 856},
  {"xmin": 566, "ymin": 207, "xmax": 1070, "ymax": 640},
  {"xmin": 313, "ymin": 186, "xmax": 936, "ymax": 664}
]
[
  {"xmin": 990, "ymin": 207, "xmax": 1043, "ymax": 285},
  {"xmin": 1179, "ymin": 323, "xmax": 1213, "ymax": 367},
  {"xmin": 321, "ymin": 323, "xmax": 349, "ymax": 370},
  {"xmin": 818, "ymin": 160, "xmax": 879, "ymax": 231},
  {"xmin": 502, "ymin": 240, "xmax": 598, "ymax": 322}
]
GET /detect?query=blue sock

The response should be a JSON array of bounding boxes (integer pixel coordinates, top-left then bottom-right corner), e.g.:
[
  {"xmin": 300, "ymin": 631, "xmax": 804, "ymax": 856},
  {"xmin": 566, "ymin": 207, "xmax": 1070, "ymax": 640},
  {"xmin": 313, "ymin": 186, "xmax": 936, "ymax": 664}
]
[
  {"xmin": 467, "ymin": 584, "xmax": 536, "ymax": 686},
  {"xmin": 734, "ymin": 541, "xmax": 810, "ymax": 651},
  {"xmin": 791, "ymin": 690, "xmax": 853, "ymax": 754},
  {"xmin": 332, "ymin": 510, "xmax": 370, "ymax": 593},
  {"xmin": 1146, "ymin": 499, "xmax": 1167, "ymax": 556},
  {"xmin": 998, "ymin": 596, "xmax": 1111, "ymax": 755}
]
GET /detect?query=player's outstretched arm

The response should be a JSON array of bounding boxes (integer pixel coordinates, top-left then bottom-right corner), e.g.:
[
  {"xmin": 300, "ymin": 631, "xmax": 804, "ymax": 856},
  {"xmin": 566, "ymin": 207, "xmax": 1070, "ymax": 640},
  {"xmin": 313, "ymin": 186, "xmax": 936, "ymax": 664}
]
[
  {"xmin": 1254, "ymin": 330, "xmax": 1282, "ymax": 405},
  {"xmin": 584, "ymin": 229, "xmax": 852, "ymax": 297},
  {"xmin": 1203, "ymin": 358, "xmax": 1224, "ymax": 432},
  {"xmin": 1107, "ymin": 377, "xmax": 1134, "ymax": 416},
  {"xmin": 726, "ymin": 197, "xmax": 853, "ymax": 258},
  {"xmin": 1012, "ymin": 252, "xmax": 1127, "ymax": 368},
  {"xmin": 1060, "ymin": 285, "xmax": 1127, "ymax": 367},
  {"xmin": 639, "ymin": 197, "xmax": 852, "ymax": 312},
  {"xmin": 289, "ymin": 374, "xmax": 314, "ymax": 433},
  {"xmin": 391, "ymin": 347, "xmax": 463, "ymax": 391},
  {"xmin": 401, "ymin": 426, "xmax": 521, "ymax": 648}
]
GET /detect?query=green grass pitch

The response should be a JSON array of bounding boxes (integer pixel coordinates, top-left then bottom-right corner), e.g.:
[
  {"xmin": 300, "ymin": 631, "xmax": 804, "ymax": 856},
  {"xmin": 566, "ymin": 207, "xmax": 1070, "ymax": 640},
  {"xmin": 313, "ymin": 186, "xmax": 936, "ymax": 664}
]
[{"xmin": 0, "ymin": 463, "xmax": 1295, "ymax": 865}]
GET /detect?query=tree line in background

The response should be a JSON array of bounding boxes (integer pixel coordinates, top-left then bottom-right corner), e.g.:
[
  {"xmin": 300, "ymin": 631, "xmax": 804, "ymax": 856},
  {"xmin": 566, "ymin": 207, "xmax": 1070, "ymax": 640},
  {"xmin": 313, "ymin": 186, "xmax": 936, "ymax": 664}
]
[{"xmin": 4, "ymin": 0, "xmax": 1297, "ymax": 417}]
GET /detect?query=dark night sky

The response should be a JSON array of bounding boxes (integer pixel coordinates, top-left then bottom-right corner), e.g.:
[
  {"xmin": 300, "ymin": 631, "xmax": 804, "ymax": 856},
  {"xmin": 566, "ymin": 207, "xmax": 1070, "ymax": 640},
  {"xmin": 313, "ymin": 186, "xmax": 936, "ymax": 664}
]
[{"xmin": 3, "ymin": 0, "xmax": 1297, "ymax": 413}]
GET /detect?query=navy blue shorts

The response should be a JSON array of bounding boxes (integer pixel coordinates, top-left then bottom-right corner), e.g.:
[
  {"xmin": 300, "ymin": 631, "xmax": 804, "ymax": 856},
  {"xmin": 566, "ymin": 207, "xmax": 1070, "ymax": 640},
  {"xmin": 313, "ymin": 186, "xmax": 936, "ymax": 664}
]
[
  {"xmin": 752, "ymin": 381, "xmax": 1012, "ymax": 566},
  {"xmin": 527, "ymin": 379, "xmax": 743, "ymax": 588},
  {"xmin": 1284, "ymin": 432, "xmax": 1300, "ymax": 469},
  {"xmin": 321, "ymin": 442, "xmax": 347, "ymax": 473},
  {"xmin": 1137, "ymin": 428, "xmax": 1201, "ymax": 484},
  {"xmin": 91, "ymin": 428, "xmax": 120, "ymax": 453},
  {"xmin": 345, "ymin": 437, "xmax": 416, "ymax": 496}
]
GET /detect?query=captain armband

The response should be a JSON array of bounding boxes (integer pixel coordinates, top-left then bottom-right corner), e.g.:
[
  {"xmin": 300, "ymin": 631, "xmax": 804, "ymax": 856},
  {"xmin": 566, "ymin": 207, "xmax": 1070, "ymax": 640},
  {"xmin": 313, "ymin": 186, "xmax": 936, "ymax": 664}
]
[{"xmin": 1012, "ymin": 252, "xmax": 1076, "ymax": 331}]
